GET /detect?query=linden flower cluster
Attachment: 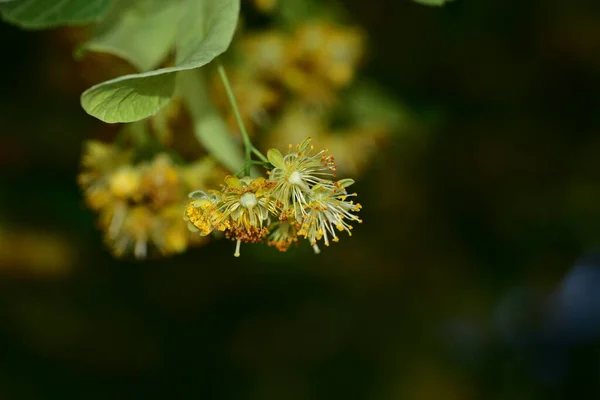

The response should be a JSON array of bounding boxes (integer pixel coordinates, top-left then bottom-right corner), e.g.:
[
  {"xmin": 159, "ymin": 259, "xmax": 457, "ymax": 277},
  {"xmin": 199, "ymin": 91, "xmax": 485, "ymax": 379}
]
[
  {"xmin": 212, "ymin": 21, "xmax": 365, "ymax": 136},
  {"xmin": 185, "ymin": 138, "xmax": 362, "ymax": 257},
  {"xmin": 78, "ymin": 140, "xmax": 222, "ymax": 259}
]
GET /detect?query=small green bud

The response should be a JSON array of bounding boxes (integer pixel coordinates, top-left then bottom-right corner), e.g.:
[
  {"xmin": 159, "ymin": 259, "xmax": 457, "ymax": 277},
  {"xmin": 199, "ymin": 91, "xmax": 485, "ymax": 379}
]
[
  {"xmin": 225, "ymin": 175, "xmax": 241, "ymax": 188},
  {"xmin": 337, "ymin": 178, "xmax": 355, "ymax": 188},
  {"xmin": 187, "ymin": 222, "xmax": 200, "ymax": 233},
  {"xmin": 188, "ymin": 190, "xmax": 208, "ymax": 199}
]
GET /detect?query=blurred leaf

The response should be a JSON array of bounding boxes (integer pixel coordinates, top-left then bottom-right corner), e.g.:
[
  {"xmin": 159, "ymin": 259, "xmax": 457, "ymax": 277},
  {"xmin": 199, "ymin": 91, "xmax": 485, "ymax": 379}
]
[
  {"xmin": 0, "ymin": 0, "xmax": 112, "ymax": 29},
  {"xmin": 179, "ymin": 69, "xmax": 245, "ymax": 173},
  {"xmin": 80, "ymin": 0, "xmax": 181, "ymax": 72},
  {"xmin": 81, "ymin": 0, "xmax": 240, "ymax": 123},
  {"xmin": 412, "ymin": 0, "xmax": 454, "ymax": 6}
]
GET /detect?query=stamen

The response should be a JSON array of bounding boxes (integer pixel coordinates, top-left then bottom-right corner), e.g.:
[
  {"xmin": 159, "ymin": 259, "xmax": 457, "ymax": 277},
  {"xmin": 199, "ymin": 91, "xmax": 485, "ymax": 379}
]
[
  {"xmin": 312, "ymin": 244, "xmax": 321, "ymax": 254},
  {"xmin": 234, "ymin": 239, "xmax": 242, "ymax": 257}
]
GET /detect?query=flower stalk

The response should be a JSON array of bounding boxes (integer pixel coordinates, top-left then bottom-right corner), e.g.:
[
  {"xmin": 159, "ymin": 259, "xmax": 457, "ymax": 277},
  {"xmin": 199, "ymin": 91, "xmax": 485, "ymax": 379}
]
[{"xmin": 217, "ymin": 63, "xmax": 268, "ymax": 176}]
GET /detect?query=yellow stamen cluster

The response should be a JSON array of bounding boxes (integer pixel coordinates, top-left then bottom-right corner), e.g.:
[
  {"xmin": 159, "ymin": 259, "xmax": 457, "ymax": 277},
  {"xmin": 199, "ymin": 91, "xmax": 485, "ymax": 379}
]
[
  {"xmin": 185, "ymin": 176, "xmax": 277, "ymax": 257},
  {"xmin": 185, "ymin": 191, "xmax": 229, "ymax": 236},
  {"xmin": 268, "ymin": 137, "xmax": 337, "ymax": 219},
  {"xmin": 297, "ymin": 184, "xmax": 363, "ymax": 247},
  {"xmin": 267, "ymin": 221, "xmax": 300, "ymax": 252},
  {"xmin": 185, "ymin": 139, "xmax": 362, "ymax": 256}
]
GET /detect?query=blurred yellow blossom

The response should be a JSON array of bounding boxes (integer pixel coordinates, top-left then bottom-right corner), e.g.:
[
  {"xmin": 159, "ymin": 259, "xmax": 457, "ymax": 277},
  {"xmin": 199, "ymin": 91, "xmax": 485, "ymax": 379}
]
[
  {"xmin": 0, "ymin": 228, "xmax": 76, "ymax": 277},
  {"xmin": 239, "ymin": 31, "xmax": 291, "ymax": 77},
  {"xmin": 283, "ymin": 22, "xmax": 365, "ymax": 103},
  {"xmin": 212, "ymin": 21, "xmax": 367, "ymax": 136},
  {"xmin": 79, "ymin": 141, "xmax": 225, "ymax": 259}
]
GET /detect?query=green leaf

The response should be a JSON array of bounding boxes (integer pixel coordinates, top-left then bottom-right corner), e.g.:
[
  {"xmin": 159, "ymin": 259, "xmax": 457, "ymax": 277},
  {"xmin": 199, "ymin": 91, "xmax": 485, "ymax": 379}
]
[
  {"xmin": 81, "ymin": 0, "xmax": 240, "ymax": 123},
  {"xmin": 412, "ymin": 0, "xmax": 454, "ymax": 6},
  {"xmin": 80, "ymin": 72, "xmax": 175, "ymax": 124},
  {"xmin": 80, "ymin": 0, "xmax": 181, "ymax": 72},
  {"xmin": 179, "ymin": 69, "xmax": 245, "ymax": 173},
  {"xmin": 0, "ymin": 0, "xmax": 112, "ymax": 29}
]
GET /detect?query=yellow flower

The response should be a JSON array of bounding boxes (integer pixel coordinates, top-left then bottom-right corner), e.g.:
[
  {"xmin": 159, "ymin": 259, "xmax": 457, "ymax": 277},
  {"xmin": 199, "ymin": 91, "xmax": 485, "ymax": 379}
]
[
  {"xmin": 239, "ymin": 31, "xmax": 290, "ymax": 77},
  {"xmin": 185, "ymin": 190, "xmax": 229, "ymax": 236},
  {"xmin": 155, "ymin": 204, "xmax": 198, "ymax": 255},
  {"xmin": 103, "ymin": 203, "xmax": 154, "ymax": 259},
  {"xmin": 79, "ymin": 140, "xmax": 132, "ymax": 175},
  {"xmin": 267, "ymin": 220, "xmax": 299, "ymax": 252},
  {"xmin": 78, "ymin": 140, "xmax": 133, "ymax": 210},
  {"xmin": 109, "ymin": 166, "xmax": 141, "ymax": 199},
  {"xmin": 102, "ymin": 202, "xmax": 200, "ymax": 259},
  {"xmin": 297, "ymin": 181, "xmax": 362, "ymax": 251},
  {"xmin": 221, "ymin": 176, "xmax": 275, "ymax": 239},
  {"xmin": 282, "ymin": 22, "xmax": 365, "ymax": 103},
  {"xmin": 80, "ymin": 140, "xmax": 216, "ymax": 259},
  {"xmin": 139, "ymin": 154, "xmax": 181, "ymax": 209},
  {"xmin": 268, "ymin": 138, "xmax": 337, "ymax": 219},
  {"xmin": 317, "ymin": 26, "xmax": 365, "ymax": 87},
  {"xmin": 186, "ymin": 176, "xmax": 277, "ymax": 257}
]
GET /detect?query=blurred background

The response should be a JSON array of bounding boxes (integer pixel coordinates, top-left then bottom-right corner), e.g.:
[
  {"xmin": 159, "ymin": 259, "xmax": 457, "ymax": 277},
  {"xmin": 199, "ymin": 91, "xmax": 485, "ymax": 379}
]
[{"xmin": 2, "ymin": 0, "xmax": 600, "ymax": 398}]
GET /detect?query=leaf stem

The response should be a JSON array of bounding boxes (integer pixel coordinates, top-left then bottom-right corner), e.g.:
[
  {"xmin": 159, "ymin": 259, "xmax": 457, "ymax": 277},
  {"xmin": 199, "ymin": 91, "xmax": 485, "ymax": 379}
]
[{"xmin": 217, "ymin": 63, "xmax": 267, "ymax": 175}]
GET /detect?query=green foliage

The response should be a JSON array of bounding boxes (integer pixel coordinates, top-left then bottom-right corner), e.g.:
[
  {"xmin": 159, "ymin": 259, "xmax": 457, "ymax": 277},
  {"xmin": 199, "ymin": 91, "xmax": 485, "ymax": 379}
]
[
  {"xmin": 0, "ymin": 0, "xmax": 111, "ymax": 29},
  {"xmin": 80, "ymin": 72, "xmax": 175, "ymax": 124},
  {"xmin": 412, "ymin": 0, "xmax": 454, "ymax": 6},
  {"xmin": 80, "ymin": 0, "xmax": 240, "ymax": 124},
  {"xmin": 1, "ymin": 0, "xmax": 408, "ymax": 177},
  {"xmin": 80, "ymin": 0, "xmax": 181, "ymax": 72}
]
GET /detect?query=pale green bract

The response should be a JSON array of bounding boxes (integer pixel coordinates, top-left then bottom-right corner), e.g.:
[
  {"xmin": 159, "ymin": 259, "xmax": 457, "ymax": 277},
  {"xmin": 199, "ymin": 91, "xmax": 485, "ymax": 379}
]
[
  {"xmin": 81, "ymin": 0, "xmax": 240, "ymax": 123},
  {"xmin": 267, "ymin": 149, "xmax": 285, "ymax": 170},
  {"xmin": 178, "ymin": 69, "xmax": 245, "ymax": 173},
  {"xmin": 0, "ymin": 0, "xmax": 112, "ymax": 29},
  {"xmin": 80, "ymin": 0, "xmax": 182, "ymax": 72}
]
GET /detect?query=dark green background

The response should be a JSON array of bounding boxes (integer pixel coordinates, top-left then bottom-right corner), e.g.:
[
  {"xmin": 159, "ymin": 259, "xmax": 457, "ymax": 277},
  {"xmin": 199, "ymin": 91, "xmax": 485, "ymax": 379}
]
[{"xmin": 2, "ymin": 0, "xmax": 600, "ymax": 398}]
